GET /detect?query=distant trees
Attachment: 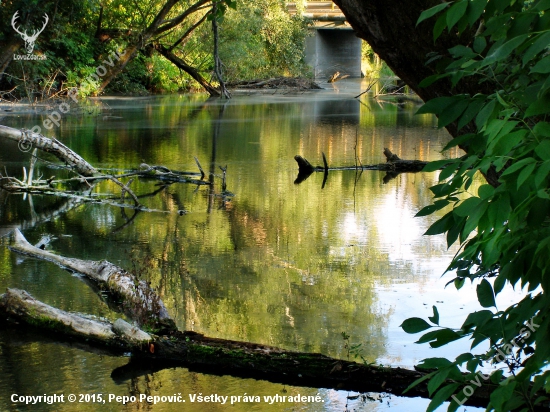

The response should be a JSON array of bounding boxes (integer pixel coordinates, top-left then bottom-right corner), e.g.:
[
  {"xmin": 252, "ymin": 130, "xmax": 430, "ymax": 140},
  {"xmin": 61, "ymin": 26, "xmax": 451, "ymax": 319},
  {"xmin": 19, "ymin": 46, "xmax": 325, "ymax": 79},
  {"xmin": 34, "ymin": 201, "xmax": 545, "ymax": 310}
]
[{"xmin": 0, "ymin": 0, "xmax": 310, "ymax": 98}]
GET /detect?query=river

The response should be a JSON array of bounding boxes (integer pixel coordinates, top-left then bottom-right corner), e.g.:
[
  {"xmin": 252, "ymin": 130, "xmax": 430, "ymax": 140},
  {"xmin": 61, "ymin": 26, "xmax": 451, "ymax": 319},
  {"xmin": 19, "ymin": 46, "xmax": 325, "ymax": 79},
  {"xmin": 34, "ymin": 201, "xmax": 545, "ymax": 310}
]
[{"xmin": 0, "ymin": 80, "xmax": 488, "ymax": 411}]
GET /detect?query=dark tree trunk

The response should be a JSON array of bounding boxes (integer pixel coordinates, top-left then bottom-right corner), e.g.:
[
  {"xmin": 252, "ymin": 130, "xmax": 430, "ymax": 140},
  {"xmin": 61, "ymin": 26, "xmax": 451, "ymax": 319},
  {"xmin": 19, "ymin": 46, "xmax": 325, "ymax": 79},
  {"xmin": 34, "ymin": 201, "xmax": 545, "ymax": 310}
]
[
  {"xmin": 0, "ymin": 34, "xmax": 23, "ymax": 81},
  {"xmin": 332, "ymin": 0, "xmax": 500, "ymax": 186},
  {"xmin": 153, "ymin": 44, "xmax": 220, "ymax": 97},
  {"xmin": 96, "ymin": 0, "xmax": 210, "ymax": 94},
  {"xmin": 332, "ymin": 1, "xmax": 469, "ymax": 107}
]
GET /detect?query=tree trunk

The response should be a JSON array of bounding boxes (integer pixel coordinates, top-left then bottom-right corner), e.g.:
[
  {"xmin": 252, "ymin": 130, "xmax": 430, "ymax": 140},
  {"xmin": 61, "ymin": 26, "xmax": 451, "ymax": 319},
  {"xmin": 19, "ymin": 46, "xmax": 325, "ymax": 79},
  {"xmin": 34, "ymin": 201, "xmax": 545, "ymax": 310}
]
[
  {"xmin": 0, "ymin": 125, "xmax": 97, "ymax": 176},
  {"xmin": 153, "ymin": 44, "xmax": 220, "ymax": 97},
  {"xmin": 0, "ymin": 34, "xmax": 22, "ymax": 81},
  {"xmin": 331, "ymin": 0, "xmax": 501, "ymax": 187},
  {"xmin": 0, "ymin": 288, "xmax": 502, "ymax": 409},
  {"xmin": 212, "ymin": 3, "xmax": 230, "ymax": 99},
  {"xmin": 332, "ymin": 1, "xmax": 478, "ymax": 111},
  {"xmin": 9, "ymin": 229, "xmax": 176, "ymax": 333}
]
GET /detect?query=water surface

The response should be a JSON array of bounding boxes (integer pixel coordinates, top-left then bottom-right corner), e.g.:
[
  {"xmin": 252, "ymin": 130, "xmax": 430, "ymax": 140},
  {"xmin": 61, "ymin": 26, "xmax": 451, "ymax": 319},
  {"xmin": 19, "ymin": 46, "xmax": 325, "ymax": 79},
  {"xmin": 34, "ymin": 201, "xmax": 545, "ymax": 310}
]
[{"xmin": 0, "ymin": 81, "xmax": 487, "ymax": 411}]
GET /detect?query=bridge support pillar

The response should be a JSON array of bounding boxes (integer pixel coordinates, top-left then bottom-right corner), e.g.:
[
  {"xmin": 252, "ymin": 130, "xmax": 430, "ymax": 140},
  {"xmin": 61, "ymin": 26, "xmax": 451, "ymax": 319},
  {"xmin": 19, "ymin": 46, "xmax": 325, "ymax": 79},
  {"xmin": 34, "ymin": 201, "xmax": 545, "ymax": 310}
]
[{"xmin": 305, "ymin": 29, "xmax": 362, "ymax": 79}]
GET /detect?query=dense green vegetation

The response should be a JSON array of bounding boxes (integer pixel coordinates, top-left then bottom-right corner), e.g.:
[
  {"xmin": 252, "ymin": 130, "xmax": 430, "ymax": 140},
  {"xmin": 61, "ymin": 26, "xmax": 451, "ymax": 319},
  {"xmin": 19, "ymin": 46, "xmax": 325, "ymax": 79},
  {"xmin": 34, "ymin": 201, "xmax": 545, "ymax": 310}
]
[
  {"xmin": 0, "ymin": 0, "xmax": 310, "ymax": 99},
  {"xmin": 401, "ymin": 0, "xmax": 550, "ymax": 410}
]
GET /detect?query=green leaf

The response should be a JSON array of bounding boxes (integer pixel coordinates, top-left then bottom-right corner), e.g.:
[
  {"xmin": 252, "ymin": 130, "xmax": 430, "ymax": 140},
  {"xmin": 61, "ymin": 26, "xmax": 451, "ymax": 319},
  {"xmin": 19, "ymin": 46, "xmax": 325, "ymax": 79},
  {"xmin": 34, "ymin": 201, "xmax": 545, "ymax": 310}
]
[
  {"xmin": 468, "ymin": 0, "xmax": 488, "ymax": 25},
  {"xmin": 462, "ymin": 310, "xmax": 493, "ymax": 329},
  {"xmin": 533, "ymin": 122, "xmax": 550, "ymax": 138},
  {"xmin": 429, "ymin": 305, "xmax": 440, "ymax": 325},
  {"xmin": 419, "ymin": 73, "xmax": 449, "ymax": 87},
  {"xmin": 428, "ymin": 367, "xmax": 452, "ymax": 396},
  {"xmin": 403, "ymin": 371, "xmax": 437, "ymax": 394},
  {"xmin": 425, "ymin": 211, "xmax": 454, "ymax": 235},
  {"xmin": 448, "ymin": 45, "xmax": 476, "ymax": 58},
  {"xmin": 535, "ymin": 0, "xmax": 550, "ymax": 11},
  {"xmin": 418, "ymin": 357, "xmax": 453, "ymax": 369},
  {"xmin": 489, "ymin": 129, "xmax": 528, "ymax": 156},
  {"xmin": 443, "ymin": 133, "xmax": 476, "ymax": 150},
  {"xmin": 423, "ymin": 159, "xmax": 454, "ymax": 172},
  {"xmin": 501, "ymin": 157, "xmax": 536, "ymax": 176},
  {"xmin": 417, "ymin": 2, "xmax": 451, "ymax": 25},
  {"xmin": 485, "ymin": 34, "xmax": 529, "ymax": 63},
  {"xmin": 534, "ymin": 160, "xmax": 550, "ymax": 187},
  {"xmin": 438, "ymin": 98, "xmax": 470, "ymax": 128},
  {"xmin": 429, "ymin": 329, "xmax": 462, "ymax": 347},
  {"xmin": 476, "ymin": 100, "xmax": 496, "ymax": 129},
  {"xmin": 462, "ymin": 200, "xmax": 488, "ymax": 237},
  {"xmin": 537, "ymin": 188, "xmax": 550, "ymax": 199},
  {"xmin": 477, "ymin": 279, "xmax": 496, "ymax": 308},
  {"xmin": 490, "ymin": 381, "xmax": 517, "ymax": 411},
  {"xmin": 517, "ymin": 162, "xmax": 537, "ymax": 189},
  {"xmin": 458, "ymin": 99, "xmax": 486, "ymax": 130},
  {"xmin": 416, "ymin": 199, "xmax": 450, "ymax": 217},
  {"xmin": 434, "ymin": 13, "xmax": 449, "ymax": 41},
  {"xmin": 454, "ymin": 197, "xmax": 482, "ymax": 217},
  {"xmin": 494, "ymin": 273, "xmax": 507, "ymax": 294},
  {"xmin": 478, "ymin": 184, "xmax": 494, "ymax": 199},
  {"xmin": 525, "ymin": 94, "xmax": 550, "ymax": 117},
  {"xmin": 427, "ymin": 383, "xmax": 461, "ymax": 412},
  {"xmin": 535, "ymin": 141, "xmax": 550, "ymax": 161},
  {"xmin": 401, "ymin": 317, "xmax": 433, "ymax": 333},
  {"xmin": 447, "ymin": 0, "xmax": 469, "ymax": 30},
  {"xmin": 531, "ymin": 55, "xmax": 550, "ymax": 74},
  {"xmin": 523, "ymin": 31, "xmax": 550, "ymax": 66},
  {"xmin": 416, "ymin": 97, "xmax": 458, "ymax": 115},
  {"xmin": 473, "ymin": 36, "xmax": 487, "ymax": 53},
  {"xmin": 439, "ymin": 163, "xmax": 458, "ymax": 181}
]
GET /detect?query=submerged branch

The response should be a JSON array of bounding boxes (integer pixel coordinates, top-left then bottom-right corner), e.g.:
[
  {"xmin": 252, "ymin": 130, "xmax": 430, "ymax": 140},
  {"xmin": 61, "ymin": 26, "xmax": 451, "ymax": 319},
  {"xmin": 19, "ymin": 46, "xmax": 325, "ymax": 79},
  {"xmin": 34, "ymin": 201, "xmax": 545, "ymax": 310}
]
[
  {"xmin": 9, "ymin": 229, "xmax": 176, "ymax": 333},
  {"xmin": 294, "ymin": 149, "xmax": 433, "ymax": 185}
]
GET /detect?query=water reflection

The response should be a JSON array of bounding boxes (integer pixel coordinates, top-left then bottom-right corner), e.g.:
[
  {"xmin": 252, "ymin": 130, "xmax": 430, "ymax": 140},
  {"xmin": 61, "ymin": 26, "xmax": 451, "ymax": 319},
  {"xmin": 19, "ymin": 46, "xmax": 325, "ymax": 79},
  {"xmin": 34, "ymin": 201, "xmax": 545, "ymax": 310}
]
[{"xmin": 0, "ymin": 83, "xmax": 480, "ymax": 410}]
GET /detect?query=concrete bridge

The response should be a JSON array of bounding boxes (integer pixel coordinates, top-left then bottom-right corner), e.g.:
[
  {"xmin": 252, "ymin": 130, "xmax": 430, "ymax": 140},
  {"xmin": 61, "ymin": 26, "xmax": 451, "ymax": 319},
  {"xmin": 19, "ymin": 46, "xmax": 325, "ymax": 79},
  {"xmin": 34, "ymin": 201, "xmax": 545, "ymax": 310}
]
[{"xmin": 287, "ymin": 2, "xmax": 362, "ymax": 79}]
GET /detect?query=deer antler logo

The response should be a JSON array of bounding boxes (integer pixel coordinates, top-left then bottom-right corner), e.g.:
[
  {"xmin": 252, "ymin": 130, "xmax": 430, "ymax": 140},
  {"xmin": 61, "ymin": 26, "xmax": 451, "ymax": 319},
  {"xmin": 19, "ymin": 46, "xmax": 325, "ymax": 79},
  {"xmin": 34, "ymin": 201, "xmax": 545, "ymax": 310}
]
[{"xmin": 11, "ymin": 11, "xmax": 49, "ymax": 54}]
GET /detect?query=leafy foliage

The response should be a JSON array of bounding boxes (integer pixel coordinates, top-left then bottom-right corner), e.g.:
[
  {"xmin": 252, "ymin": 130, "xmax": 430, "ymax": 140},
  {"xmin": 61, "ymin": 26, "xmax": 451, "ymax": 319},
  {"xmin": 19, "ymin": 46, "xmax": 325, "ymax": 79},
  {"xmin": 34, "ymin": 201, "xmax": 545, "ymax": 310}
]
[
  {"xmin": 404, "ymin": 0, "xmax": 550, "ymax": 410},
  {"xmin": 0, "ymin": 0, "xmax": 309, "ymax": 98},
  {"xmin": 219, "ymin": 0, "xmax": 310, "ymax": 81}
]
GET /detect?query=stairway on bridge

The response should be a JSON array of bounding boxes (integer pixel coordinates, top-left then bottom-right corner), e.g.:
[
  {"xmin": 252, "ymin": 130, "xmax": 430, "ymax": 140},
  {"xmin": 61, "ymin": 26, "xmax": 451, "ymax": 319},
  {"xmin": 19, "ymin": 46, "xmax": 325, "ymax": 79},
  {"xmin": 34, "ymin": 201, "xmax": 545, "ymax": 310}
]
[{"xmin": 287, "ymin": 2, "xmax": 361, "ymax": 80}]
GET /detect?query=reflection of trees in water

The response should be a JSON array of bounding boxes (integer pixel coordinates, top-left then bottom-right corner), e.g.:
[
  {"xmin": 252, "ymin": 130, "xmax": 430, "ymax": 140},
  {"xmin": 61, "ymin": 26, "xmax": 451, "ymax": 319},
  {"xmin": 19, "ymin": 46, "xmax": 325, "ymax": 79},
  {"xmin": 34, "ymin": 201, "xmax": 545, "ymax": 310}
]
[{"xmin": 0, "ymin": 96, "xmax": 453, "ymax": 367}]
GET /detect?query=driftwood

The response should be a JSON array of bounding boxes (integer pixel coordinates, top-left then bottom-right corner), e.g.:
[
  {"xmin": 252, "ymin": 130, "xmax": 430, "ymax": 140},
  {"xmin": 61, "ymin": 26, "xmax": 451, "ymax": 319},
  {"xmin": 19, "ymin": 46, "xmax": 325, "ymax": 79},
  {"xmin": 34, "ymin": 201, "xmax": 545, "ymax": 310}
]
[
  {"xmin": 4, "ymin": 230, "xmax": 548, "ymax": 409},
  {"xmin": 9, "ymin": 229, "xmax": 176, "ymax": 333},
  {"xmin": 0, "ymin": 124, "xmax": 97, "ymax": 176},
  {"xmin": 0, "ymin": 286, "xmax": 518, "ymax": 409},
  {"xmin": 1, "ymin": 288, "xmax": 124, "ymax": 344},
  {"xmin": 0, "ymin": 123, "xmax": 214, "ymax": 213},
  {"xmin": 0, "ymin": 287, "xmax": 499, "ymax": 408},
  {"xmin": 227, "ymin": 77, "xmax": 322, "ymax": 90},
  {"xmin": 294, "ymin": 149, "xmax": 431, "ymax": 185}
]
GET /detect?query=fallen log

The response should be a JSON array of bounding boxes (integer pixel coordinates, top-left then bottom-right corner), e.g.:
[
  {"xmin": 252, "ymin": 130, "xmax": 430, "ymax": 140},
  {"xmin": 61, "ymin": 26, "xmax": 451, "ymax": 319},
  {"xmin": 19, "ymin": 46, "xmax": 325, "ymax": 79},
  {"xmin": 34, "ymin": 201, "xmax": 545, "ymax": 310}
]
[
  {"xmin": 0, "ymin": 123, "xmax": 211, "ymax": 210},
  {"xmin": 1, "ymin": 288, "xmax": 116, "ymax": 341},
  {"xmin": 0, "ymin": 124, "xmax": 97, "ymax": 176},
  {"xmin": 295, "ymin": 148, "xmax": 429, "ymax": 175},
  {"xmin": 294, "ymin": 149, "xmax": 434, "ymax": 185},
  {"xmin": 227, "ymin": 77, "xmax": 322, "ymax": 90},
  {"xmin": 9, "ymin": 229, "xmax": 176, "ymax": 333},
  {"xmin": 0, "ymin": 288, "xmax": 502, "ymax": 409},
  {"xmin": 4, "ymin": 238, "xmax": 547, "ymax": 409}
]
